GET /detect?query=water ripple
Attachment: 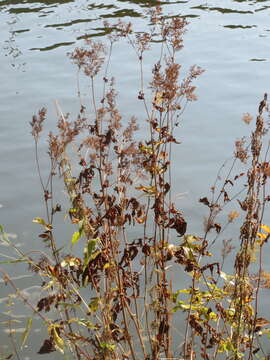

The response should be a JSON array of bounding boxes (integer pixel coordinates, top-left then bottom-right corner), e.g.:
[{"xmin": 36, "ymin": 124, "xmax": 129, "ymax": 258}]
[{"xmin": 30, "ymin": 41, "xmax": 75, "ymax": 51}]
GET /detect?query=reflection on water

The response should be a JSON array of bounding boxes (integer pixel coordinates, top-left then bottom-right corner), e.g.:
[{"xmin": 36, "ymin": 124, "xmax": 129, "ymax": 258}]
[
  {"xmin": 101, "ymin": 8, "xmax": 142, "ymax": 17},
  {"xmin": 0, "ymin": 0, "xmax": 74, "ymax": 6},
  {"xmin": 223, "ymin": 24, "xmax": 256, "ymax": 28},
  {"xmin": 44, "ymin": 18, "xmax": 95, "ymax": 28},
  {"xmin": 250, "ymin": 57, "xmax": 267, "ymax": 61},
  {"xmin": 0, "ymin": 285, "xmax": 42, "ymax": 327},
  {"xmin": 191, "ymin": 4, "xmax": 254, "ymax": 13},
  {"xmin": 1, "ymin": 0, "xmax": 269, "ymax": 59},
  {"xmin": 30, "ymin": 40, "xmax": 75, "ymax": 51}
]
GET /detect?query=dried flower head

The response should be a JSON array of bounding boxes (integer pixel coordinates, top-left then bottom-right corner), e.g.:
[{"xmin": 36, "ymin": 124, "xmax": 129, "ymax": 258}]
[
  {"xmin": 162, "ymin": 17, "xmax": 188, "ymax": 51},
  {"xmin": 259, "ymin": 162, "xmax": 270, "ymax": 177},
  {"xmin": 104, "ymin": 20, "xmax": 133, "ymax": 43},
  {"xmin": 115, "ymin": 20, "xmax": 132, "ymax": 38},
  {"xmin": 235, "ymin": 138, "xmax": 248, "ymax": 163},
  {"xmin": 148, "ymin": 5, "xmax": 163, "ymax": 25},
  {"xmin": 221, "ymin": 239, "xmax": 235, "ymax": 259},
  {"xmin": 150, "ymin": 58, "xmax": 181, "ymax": 105},
  {"xmin": 69, "ymin": 40, "xmax": 106, "ymax": 78},
  {"xmin": 135, "ymin": 32, "xmax": 152, "ymax": 54},
  {"xmin": 30, "ymin": 107, "xmax": 46, "ymax": 140},
  {"xmin": 179, "ymin": 65, "xmax": 204, "ymax": 102},
  {"xmin": 228, "ymin": 210, "xmax": 240, "ymax": 223},
  {"xmin": 242, "ymin": 112, "xmax": 253, "ymax": 125},
  {"xmin": 260, "ymin": 271, "xmax": 270, "ymax": 288}
]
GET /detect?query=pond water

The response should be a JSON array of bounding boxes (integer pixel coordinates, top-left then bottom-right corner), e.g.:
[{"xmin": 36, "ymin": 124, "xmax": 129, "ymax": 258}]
[{"xmin": 1, "ymin": 0, "xmax": 270, "ymax": 358}]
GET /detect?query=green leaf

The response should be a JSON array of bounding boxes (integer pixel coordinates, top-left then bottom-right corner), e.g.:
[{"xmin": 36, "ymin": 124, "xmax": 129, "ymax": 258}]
[
  {"xmin": 32, "ymin": 217, "xmax": 46, "ymax": 225},
  {"xmin": 83, "ymin": 239, "xmax": 98, "ymax": 270},
  {"xmin": 172, "ymin": 289, "xmax": 189, "ymax": 303},
  {"xmin": 33, "ymin": 218, "xmax": 52, "ymax": 232},
  {"xmin": 207, "ymin": 311, "xmax": 218, "ymax": 321},
  {"xmin": 88, "ymin": 298, "xmax": 99, "ymax": 313},
  {"xmin": 100, "ymin": 342, "xmax": 116, "ymax": 352},
  {"xmin": 21, "ymin": 318, "xmax": 32, "ymax": 349},
  {"xmin": 0, "ymin": 259, "xmax": 28, "ymax": 264},
  {"xmin": 71, "ymin": 231, "xmax": 80, "ymax": 245},
  {"xmin": 178, "ymin": 289, "xmax": 191, "ymax": 294},
  {"xmin": 68, "ymin": 318, "xmax": 98, "ymax": 330},
  {"xmin": 87, "ymin": 239, "xmax": 97, "ymax": 256},
  {"xmin": 57, "ymin": 302, "xmax": 81, "ymax": 309}
]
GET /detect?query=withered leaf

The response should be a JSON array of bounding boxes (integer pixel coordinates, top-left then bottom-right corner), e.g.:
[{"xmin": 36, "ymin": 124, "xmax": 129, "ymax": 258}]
[
  {"xmin": 255, "ymin": 317, "xmax": 270, "ymax": 328},
  {"xmin": 164, "ymin": 182, "xmax": 170, "ymax": 194},
  {"xmin": 214, "ymin": 223, "xmax": 221, "ymax": 233},
  {"xmin": 223, "ymin": 190, "xmax": 230, "ymax": 203},
  {"xmin": 142, "ymin": 244, "xmax": 151, "ymax": 256},
  {"xmin": 199, "ymin": 197, "xmax": 210, "ymax": 207},
  {"xmin": 39, "ymin": 233, "xmax": 50, "ymax": 239},
  {"xmin": 234, "ymin": 172, "xmax": 245, "ymax": 181},
  {"xmin": 237, "ymin": 199, "xmax": 248, "ymax": 211},
  {"xmin": 52, "ymin": 203, "xmax": 61, "ymax": 215},
  {"xmin": 225, "ymin": 179, "xmax": 233, "ymax": 186},
  {"xmin": 200, "ymin": 262, "xmax": 220, "ymax": 276},
  {"xmin": 189, "ymin": 315, "xmax": 203, "ymax": 335},
  {"xmin": 185, "ymin": 260, "xmax": 195, "ymax": 272},
  {"xmin": 37, "ymin": 338, "xmax": 56, "ymax": 354},
  {"xmin": 37, "ymin": 296, "xmax": 55, "ymax": 312},
  {"xmin": 170, "ymin": 215, "xmax": 187, "ymax": 236},
  {"xmin": 138, "ymin": 91, "xmax": 144, "ymax": 100},
  {"xmin": 119, "ymin": 246, "xmax": 138, "ymax": 267}
]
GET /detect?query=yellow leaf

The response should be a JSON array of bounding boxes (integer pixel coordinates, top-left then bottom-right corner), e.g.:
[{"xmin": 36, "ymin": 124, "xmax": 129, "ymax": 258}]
[
  {"xmin": 52, "ymin": 327, "xmax": 64, "ymax": 354},
  {"xmin": 21, "ymin": 318, "xmax": 32, "ymax": 349},
  {"xmin": 48, "ymin": 323, "xmax": 64, "ymax": 353},
  {"xmin": 261, "ymin": 224, "xmax": 270, "ymax": 233},
  {"xmin": 32, "ymin": 217, "xmax": 46, "ymax": 225},
  {"xmin": 33, "ymin": 217, "xmax": 52, "ymax": 231},
  {"xmin": 136, "ymin": 216, "xmax": 147, "ymax": 224},
  {"xmin": 154, "ymin": 92, "xmax": 164, "ymax": 105},
  {"xmin": 208, "ymin": 312, "xmax": 218, "ymax": 321},
  {"xmin": 135, "ymin": 185, "xmax": 156, "ymax": 195},
  {"xmin": 257, "ymin": 233, "xmax": 267, "ymax": 240}
]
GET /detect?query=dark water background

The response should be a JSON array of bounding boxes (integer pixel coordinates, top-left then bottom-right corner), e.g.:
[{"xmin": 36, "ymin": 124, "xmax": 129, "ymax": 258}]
[{"xmin": 1, "ymin": 0, "xmax": 270, "ymax": 358}]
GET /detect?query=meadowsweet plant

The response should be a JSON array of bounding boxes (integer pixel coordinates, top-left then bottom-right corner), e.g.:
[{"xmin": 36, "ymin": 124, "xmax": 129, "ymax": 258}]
[
  {"xmin": 178, "ymin": 94, "xmax": 270, "ymax": 360},
  {"xmin": 2, "ymin": 5, "xmax": 270, "ymax": 360},
  {"xmin": 24, "ymin": 8, "xmax": 203, "ymax": 359}
]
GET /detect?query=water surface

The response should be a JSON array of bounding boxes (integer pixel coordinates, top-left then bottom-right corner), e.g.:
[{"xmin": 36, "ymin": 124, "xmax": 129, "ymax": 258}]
[{"xmin": 1, "ymin": 0, "xmax": 270, "ymax": 357}]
